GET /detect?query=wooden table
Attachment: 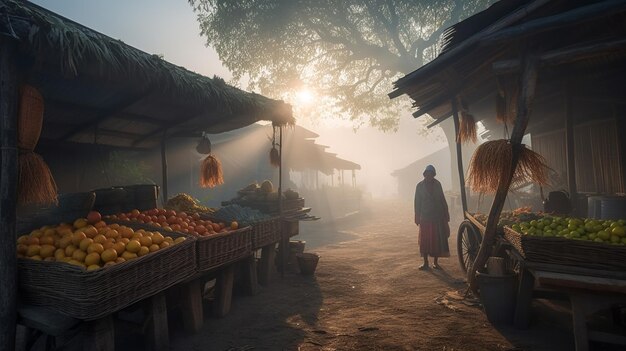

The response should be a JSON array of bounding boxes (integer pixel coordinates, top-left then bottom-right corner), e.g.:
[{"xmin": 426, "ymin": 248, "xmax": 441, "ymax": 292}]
[{"xmin": 502, "ymin": 239, "xmax": 626, "ymax": 351}]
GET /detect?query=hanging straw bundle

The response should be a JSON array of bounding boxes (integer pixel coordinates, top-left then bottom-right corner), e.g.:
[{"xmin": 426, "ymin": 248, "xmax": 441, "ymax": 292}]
[
  {"xmin": 18, "ymin": 85, "xmax": 58, "ymax": 205},
  {"xmin": 197, "ymin": 133, "xmax": 224, "ymax": 188},
  {"xmin": 456, "ymin": 97, "xmax": 477, "ymax": 144},
  {"xmin": 269, "ymin": 126, "xmax": 280, "ymax": 167},
  {"xmin": 495, "ymin": 77, "xmax": 519, "ymax": 124},
  {"xmin": 466, "ymin": 140, "xmax": 549, "ymax": 193},
  {"xmin": 458, "ymin": 111, "xmax": 478, "ymax": 144}
]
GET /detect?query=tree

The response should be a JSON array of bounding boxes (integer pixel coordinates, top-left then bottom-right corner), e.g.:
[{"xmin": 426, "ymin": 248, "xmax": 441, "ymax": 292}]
[{"xmin": 189, "ymin": 0, "xmax": 494, "ymax": 131}]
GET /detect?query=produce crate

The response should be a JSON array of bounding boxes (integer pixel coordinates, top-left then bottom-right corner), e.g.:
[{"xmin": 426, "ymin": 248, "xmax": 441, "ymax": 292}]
[
  {"xmin": 112, "ymin": 220, "xmax": 252, "ymax": 272},
  {"xmin": 196, "ymin": 226, "xmax": 252, "ymax": 272},
  {"xmin": 17, "ymin": 231, "xmax": 196, "ymax": 321},
  {"xmin": 503, "ymin": 226, "xmax": 626, "ymax": 271},
  {"xmin": 250, "ymin": 217, "xmax": 282, "ymax": 249}
]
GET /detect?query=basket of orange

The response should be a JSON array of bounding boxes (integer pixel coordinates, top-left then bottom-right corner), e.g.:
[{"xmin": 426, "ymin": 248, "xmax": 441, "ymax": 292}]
[{"xmin": 16, "ymin": 211, "xmax": 196, "ymax": 320}]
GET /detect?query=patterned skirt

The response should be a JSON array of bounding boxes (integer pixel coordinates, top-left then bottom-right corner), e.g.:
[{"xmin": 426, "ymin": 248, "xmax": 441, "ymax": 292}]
[{"xmin": 418, "ymin": 220, "xmax": 450, "ymax": 257}]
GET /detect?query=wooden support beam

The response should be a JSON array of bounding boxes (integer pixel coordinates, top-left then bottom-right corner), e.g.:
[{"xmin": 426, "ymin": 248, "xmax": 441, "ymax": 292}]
[
  {"xmin": 131, "ymin": 110, "xmax": 206, "ymax": 146},
  {"xmin": 451, "ymin": 99, "xmax": 468, "ymax": 213},
  {"xmin": 426, "ymin": 113, "xmax": 452, "ymax": 129},
  {"xmin": 48, "ymin": 100, "xmax": 168, "ymax": 126},
  {"xmin": 145, "ymin": 293, "xmax": 169, "ymax": 351},
  {"xmin": 467, "ymin": 54, "xmax": 538, "ymax": 295},
  {"xmin": 213, "ymin": 265, "xmax": 235, "ymax": 317},
  {"xmin": 81, "ymin": 316, "xmax": 115, "ymax": 351},
  {"xmin": 94, "ymin": 128, "xmax": 145, "ymax": 140},
  {"xmin": 241, "ymin": 256, "xmax": 259, "ymax": 296},
  {"xmin": 59, "ymin": 94, "xmax": 148, "ymax": 141},
  {"xmin": 258, "ymin": 243, "xmax": 276, "ymax": 286},
  {"xmin": 482, "ymin": 1, "xmax": 626, "ymax": 45},
  {"xmin": 180, "ymin": 279, "xmax": 204, "ymax": 333},
  {"xmin": 0, "ymin": 38, "xmax": 19, "ymax": 351}
]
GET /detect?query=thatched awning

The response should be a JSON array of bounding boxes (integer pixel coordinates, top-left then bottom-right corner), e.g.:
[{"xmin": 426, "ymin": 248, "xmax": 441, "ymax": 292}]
[
  {"xmin": 388, "ymin": 0, "xmax": 626, "ymax": 125},
  {"xmin": 0, "ymin": 0, "xmax": 295, "ymax": 149}
]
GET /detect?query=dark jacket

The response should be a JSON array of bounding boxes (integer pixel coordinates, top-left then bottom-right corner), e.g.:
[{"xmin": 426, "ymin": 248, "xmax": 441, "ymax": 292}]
[{"xmin": 414, "ymin": 179, "xmax": 450, "ymax": 222}]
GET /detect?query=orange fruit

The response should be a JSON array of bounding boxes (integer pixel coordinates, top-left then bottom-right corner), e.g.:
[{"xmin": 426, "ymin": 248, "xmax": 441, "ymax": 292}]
[
  {"xmin": 230, "ymin": 221, "xmax": 239, "ymax": 230},
  {"xmin": 54, "ymin": 249, "xmax": 66, "ymax": 260},
  {"xmin": 72, "ymin": 249, "xmax": 87, "ymax": 262},
  {"xmin": 151, "ymin": 233, "xmax": 165, "ymax": 245},
  {"xmin": 26, "ymin": 245, "xmax": 41, "ymax": 257},
  {"xmin": 121, "ymin": 251, "xmax": 138, "ymax": 261},
  {"xmin": 73, "ymin": 218, "xmax": 88, "ymax": 229},
  {"xmin": 112, "ymin": 242, "xmax": 126, "ymax": 255},
  {"xmin": 104, "ymin": 261, "xmax": 116, "ymax": 267},
  {"xmin": 119, "ymin": 227, "xmax": 134, "ymax": 239},
  {"xmin": 149, "ymin": 244, "xmax": 160, "ymax": 252},
  {"xmin": 44, "ymin": 257, "xmax": 55, "ymax": 262},
  {"xmin": 58, "ymin": 236, "xmax": 72, "ymax": 249},
  {"xmin": 43, "ymin": 228, "xmax": 57, "ymax": 237},
  {"xmin": 139, "ymin": 236, "xmax": 152, "ymax": 247},
  {"xmin": 65, "ymin": 245, "xmax": 77, "ymax": 257},
  {"xmin": 27, "ymin": 237, "xmax": 40, "ymax": 246},
  {"xmin": 72, "ymin": 231, "xmax": 87, "ymax": 246},
  {"xmin": 40, "ymin": 245, "xmax": 56, "ymax": 258},
  {"xmin": 211, "ymin": 223, "xmax": 221, "ymax": 232},
  {"xmin": 119, "ymin": 238, "xmax": 130, "ymax": 244},
  {"xmin": 130, "ymin": 209, "xmax": 140, "ymax": 218},
  {"xmin": 40, "ymin": 235, "xmax": 55, "ymax": 246},
  {"xmin": 87, "ymin": 264, "xmax": 100, "ymax": 271},
  {"xmin": 83, "ymin": 226, "xmax": 98, "ymax": 238},
  {"xmin": 115, "ymin": 257, "xmax": 126, "ymax": 264},
  {"xmin": 138, "ymin": 246, "xmax": 150, "ymax": 257},
  {"xmin": 101, "ymin": 249, "xmax": 118, "ymax": 263},
  {"xmin": 109, "ymin": 223, "xmax": 120, "ymax": 230},
  {"xmin": 102, "ymin": 240, "xmax": 115, "ymax": 250},
  {"xmin": 93, "ymin": 234, "xmax": 107, "ymax": 244},
  {"xmin": 30, "ymin": 255, "xmax": 42, "ymax": 261},
  {"xmin": 87, "ymin": 243, "xmax": 105, "ymax": 254},
  {"xmin": 164, "ymin": 236, "xmax": 174, "ymax": 244},
  {"xmin": 84, "ymin": 252, "xmax": 101, "ymax": 266},
  {"xmin": 126, "ymin": 240, "xmax": 141, "ymax": 253},
  {"xmin": 174, "ymin": 237, "xmax": 186, "ymax": 244},
  {"xmin": 79, "ymin": 238, "xmax": 94, "ymax": 251},
  {"xmin": 159, "ymin": 241, "xmax": 170, "ymax": 249},
  {"xmin": 17, "ymin": 235, "xmax": 29, "ymax": 245},
  {"xmin": 30, "ymin": 229, "xmax": 44, "ymax": 238},
  {"xmin": 94, "ymin": 221, "xmax": 107, "ymax": 229}
]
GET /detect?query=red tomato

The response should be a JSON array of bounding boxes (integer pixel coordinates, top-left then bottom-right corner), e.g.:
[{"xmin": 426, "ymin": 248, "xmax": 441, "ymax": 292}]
[{"xmin": 87, "ymin": 211, "xmax": 102, "ymax": 224}]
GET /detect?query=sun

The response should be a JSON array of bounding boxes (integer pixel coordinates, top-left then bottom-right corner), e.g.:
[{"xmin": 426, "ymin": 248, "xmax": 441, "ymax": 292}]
[{"xmin": 295, "ymin": 89, "xmax": 314, "ymax": 105}]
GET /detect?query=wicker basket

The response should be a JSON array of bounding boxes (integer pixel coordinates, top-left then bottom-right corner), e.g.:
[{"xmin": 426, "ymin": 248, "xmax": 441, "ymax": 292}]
[
  {"xmin": 250, "ymin": 217, "xmax": 282, "ymax": 249},
  {"xmin": 503, "ymin": 226, "xmax": 626, "ymax": 271},
  {"xmin": 17, "ymin": 231, "xmax": 196, "ymax": 321},
  {"xmin": 111, "ymin": 220, "xmax": 252, "ymax": 272},
  {"xmin": 196, "ymin": 226, "xmax": 252, "ymax": 272}
]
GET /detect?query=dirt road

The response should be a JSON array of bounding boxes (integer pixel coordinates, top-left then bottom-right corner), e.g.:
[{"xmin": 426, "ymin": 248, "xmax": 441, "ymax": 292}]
[{"xmin": 166, "ymin": 199, "xmax": 578, "ymax": 351}]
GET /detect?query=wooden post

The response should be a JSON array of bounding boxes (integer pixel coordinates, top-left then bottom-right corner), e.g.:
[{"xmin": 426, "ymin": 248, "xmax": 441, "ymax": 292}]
[
  {"xmin": 467, "ymin": 55, "xmax": 538, "ymax": 295},
  {"xmin": 241, "ymin": 256, "xmax": 259, "ymax": 295},
  {"xmin": 213, "ymin": 265, "xmax": 235, "ymax": 317},
  {"xmin": 82, "ymin": 316, "xmax": 115, "ymax": 351},
  {"xmin": 146, "ymin": 292, "xmax": 169, "ymax": 351},
  {"xmin": 180, "ymin": 279, "xmax": 203, "ymax": 333},
  {"xmin": 0, "ymin": 38, "xmax": 19, "ymax": 351},
  {"xmin": 451, "ymin": 99, "xmax": 469, "ymax": 213},
  {"xmin": 161, "ymin": 133, "xmax": 168, "ymax": 204},
  {"xmin": 278, "ymin": 126, "xmax": 288, "ymax": 278},
  {"xmin": 259, "ymin": 243, "xmax": 276, "ymax": 285},
  {"xmin": 564, "ymin": 89, "xmax": 578, "ymax": 214}
]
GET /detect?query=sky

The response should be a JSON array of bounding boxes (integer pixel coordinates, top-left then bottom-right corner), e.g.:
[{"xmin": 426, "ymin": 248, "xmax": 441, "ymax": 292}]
[{"xmin": 32, "ymin": 0, "xmax": 449, "ymax": 197}]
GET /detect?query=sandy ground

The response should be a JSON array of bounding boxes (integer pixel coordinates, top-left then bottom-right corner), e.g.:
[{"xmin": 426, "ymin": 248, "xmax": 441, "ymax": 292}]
[{"xmin": 144, "ymin": 199, "xmax": 600, "ymax": 351}]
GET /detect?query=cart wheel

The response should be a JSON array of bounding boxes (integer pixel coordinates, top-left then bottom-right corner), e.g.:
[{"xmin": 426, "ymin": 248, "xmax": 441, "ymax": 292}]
[{"xmin": 457, "ymin": 220, "xmax": 482, "ymax": 273}]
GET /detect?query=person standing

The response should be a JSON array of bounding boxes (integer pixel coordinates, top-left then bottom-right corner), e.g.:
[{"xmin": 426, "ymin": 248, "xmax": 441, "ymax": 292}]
[{"xmin": 414, "ymin": 165, "xmax": 450, "ymax": 270}]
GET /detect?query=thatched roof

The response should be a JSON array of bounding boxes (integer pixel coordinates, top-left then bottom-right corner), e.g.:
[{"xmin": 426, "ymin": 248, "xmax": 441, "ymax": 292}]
[
  {"xmin": 389, "ymin": 0, "xmax": 626, "ymax": 127},
  {"xmin": 0, "ymin": 0, "xmax": 294, "ymax": 148}
]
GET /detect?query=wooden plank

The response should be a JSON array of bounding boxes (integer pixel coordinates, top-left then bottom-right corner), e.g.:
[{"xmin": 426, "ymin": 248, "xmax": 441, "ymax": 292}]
[
  {"xmin": 146, "ymin": 292, "xmax": 169, "ymax": 351},
  {"xmin": 258, "ymin": 243, "xmax": 276, "ymax": 286},
  {"xmin": 564, "ymin": 88, "xmax": 578, "ymax": 211},
  {"xmin": 213, "ymin": 265, "xmax": 235, "ymax": 317},
  {"xmin": 534, "ymin": 271, "xmax": 626, "ymax": 294},
  {"xmin": 571, "ymin": 295, "xmax": 590, "ymax": 351},
  {"xmin": 180, "ymin": 279, "xmax": 204, "ymax": 333},
  {"xmin": 161, "ymin": 135, "xmax": 168, "ymax": 204},
  {"xmin": 588, "ymin": 331, "xmax": 626, "ymax": 345},
  {"xmin": 0, "ymin": 38, "xmax": 19, "ymax": 351}
]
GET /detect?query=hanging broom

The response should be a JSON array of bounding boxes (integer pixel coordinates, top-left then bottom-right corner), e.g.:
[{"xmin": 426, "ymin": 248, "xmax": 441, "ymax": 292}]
[
  {"xmin": 18, "ymin": 85, "xmax": 58, "ymax": 206},
  {"xmin": 197, "ymin": 133, "xmax": 224, "ymax": 188},
  {"xmin": 495, "ymin": 77, "xmax": 519, "ymax": 124},
  {"xmin": 466, "ymin": 140, "xmax": 549, "ymax": 194},
  {"xmin": 456, "ymin": 97, "xmax": 477, "ymax": 144},
  {"xmin": 269, "ymin": 126, "xmax": 280, "ymax": 167}
]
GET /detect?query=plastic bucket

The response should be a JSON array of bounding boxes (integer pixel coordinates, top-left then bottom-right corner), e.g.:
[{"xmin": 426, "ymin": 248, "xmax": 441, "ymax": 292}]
[
  {"xmin": 296, "ymin": 253, "xmax": 320, "ymax": 276},
  {"xmin": 600, "ymin": 196, "xmax": 626, "ymax": 220},
  {"xmin": 477, "ymin": 272, "xmax": 517, "ymax": 325}
]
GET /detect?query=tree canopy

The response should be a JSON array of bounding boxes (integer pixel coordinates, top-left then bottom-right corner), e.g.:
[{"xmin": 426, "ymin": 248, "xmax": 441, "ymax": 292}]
[{"xmin": 189, "ymin": 0, "xmax": 494, "ymax": 131}]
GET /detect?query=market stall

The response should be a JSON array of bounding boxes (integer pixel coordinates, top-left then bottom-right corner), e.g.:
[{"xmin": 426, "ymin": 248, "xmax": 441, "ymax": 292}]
[
  {"xmin": 0, "ymin": 1, "xmax": 296, "ymax": 349},
  {"xmin": 389, "ymin": 0, "xmax": 626, "ymax": 350}
]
